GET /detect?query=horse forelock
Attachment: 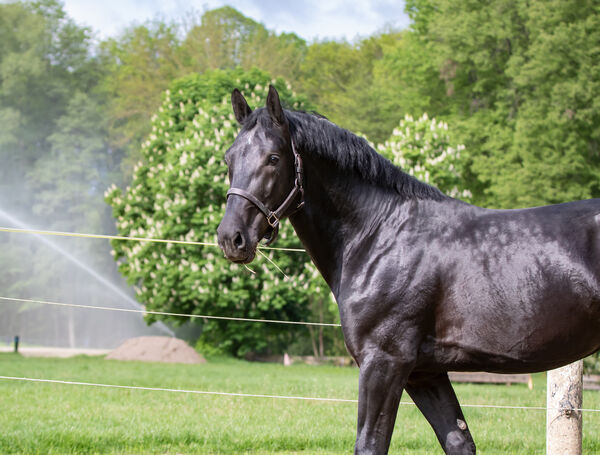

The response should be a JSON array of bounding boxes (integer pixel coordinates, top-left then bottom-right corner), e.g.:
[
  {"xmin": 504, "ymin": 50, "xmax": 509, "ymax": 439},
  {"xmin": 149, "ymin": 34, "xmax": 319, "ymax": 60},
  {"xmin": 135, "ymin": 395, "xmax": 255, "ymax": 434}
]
[{"xmin": 238, "ymin": 108, "xmax": 448, "ymax": 201}]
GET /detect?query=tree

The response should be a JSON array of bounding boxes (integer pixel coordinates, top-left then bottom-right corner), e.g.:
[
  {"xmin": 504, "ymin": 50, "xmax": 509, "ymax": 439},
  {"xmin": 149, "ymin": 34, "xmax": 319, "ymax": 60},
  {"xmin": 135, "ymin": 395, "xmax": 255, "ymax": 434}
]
[
  {"xmin": 99, "ymin": 20, "xmax": 186, "ymax": 175},
  {"xmin": 182, "ymin": 6, "xmax": 268, "ymax": 70},
  {"xmin": 372, "ymin": 30, "xmax": 447, "ymax": 128},
  {"xmin": 498, "ymin": 1, "xmax": 600, "ymax": 207},
  {"xmin": 100, "ymin": 7, "xmax": 309, "ymax": 175},
  {"xmin": 406, "ymin": 0, "xmax": 600, "ymax": 209},
  {"xmin": 181, "ymin": 6, "xmax": 307, "ymax": 83},
  {"xmin": 0, "ymin": 0, "xmax": 101, "ymax": 207},
  {"xmin": 28, "ymin": 91, "xmax": 118, "ymax": 236},
  {"xmin": 105, "ymin": 68, "xmax": 333, "ymax": 356},
  {"xmin": 377, "ymin": 113, "xmax": 471, "ymax": 200},
  {"xmin": 239, "ymin": 31, "xmax": 307, "ymax": 87},
  {"xmin": 298, "ymin": 34, "xmax": 402, "ymax": 144}
]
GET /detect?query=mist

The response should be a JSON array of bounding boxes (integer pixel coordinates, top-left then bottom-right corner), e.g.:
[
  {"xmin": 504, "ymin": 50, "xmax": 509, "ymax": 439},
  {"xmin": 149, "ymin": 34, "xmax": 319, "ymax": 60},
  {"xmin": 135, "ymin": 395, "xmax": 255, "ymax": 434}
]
[{"xmin": 0, "ymin": 201, "xmax": 172, "ymax": 350}]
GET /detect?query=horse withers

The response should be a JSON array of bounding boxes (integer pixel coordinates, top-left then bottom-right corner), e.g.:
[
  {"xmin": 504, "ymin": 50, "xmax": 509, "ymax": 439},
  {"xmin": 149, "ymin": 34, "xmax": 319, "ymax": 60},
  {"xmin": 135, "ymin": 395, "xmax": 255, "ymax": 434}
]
[{"xmin": 217, "ymin": 85, "xmax": 600, "ymax": 455}]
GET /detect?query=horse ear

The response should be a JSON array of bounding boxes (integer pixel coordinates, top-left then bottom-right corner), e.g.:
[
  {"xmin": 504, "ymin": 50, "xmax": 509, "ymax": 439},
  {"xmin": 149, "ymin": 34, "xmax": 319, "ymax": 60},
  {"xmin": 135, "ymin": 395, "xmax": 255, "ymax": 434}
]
[
  {"xmin": 266, "ymin": 85, "xmax": 287, "ymax": 126},
  {"xmin": 231, "ymin": 89, "xmax": 252, "ymax": 124}
]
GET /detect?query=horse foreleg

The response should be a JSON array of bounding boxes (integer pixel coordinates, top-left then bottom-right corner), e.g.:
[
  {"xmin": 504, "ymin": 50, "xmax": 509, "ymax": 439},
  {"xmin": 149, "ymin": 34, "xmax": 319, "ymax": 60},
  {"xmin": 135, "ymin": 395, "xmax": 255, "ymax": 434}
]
[
  {"xmin": 406, "ymin": 372, "xmax": 476, "ymax": 455},
  {"xmin": 354, "ymin": 354, "xmax": 410, "ymax": 455}
]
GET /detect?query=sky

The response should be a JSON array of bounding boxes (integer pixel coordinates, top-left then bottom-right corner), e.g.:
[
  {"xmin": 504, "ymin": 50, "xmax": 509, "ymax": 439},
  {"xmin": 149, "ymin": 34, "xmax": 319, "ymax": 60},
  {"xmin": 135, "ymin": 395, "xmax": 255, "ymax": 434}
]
[{"xmin": 62, "ymin": 0, "xmax": 410, "ymax": 42}]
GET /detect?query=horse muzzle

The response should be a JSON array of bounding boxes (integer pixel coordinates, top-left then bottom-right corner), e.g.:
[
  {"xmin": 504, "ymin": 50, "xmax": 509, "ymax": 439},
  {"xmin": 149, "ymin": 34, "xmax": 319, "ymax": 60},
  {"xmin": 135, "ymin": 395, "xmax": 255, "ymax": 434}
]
[{"xmin": 217, "ymin": 219, "xmax": 257, "ymax": 264}]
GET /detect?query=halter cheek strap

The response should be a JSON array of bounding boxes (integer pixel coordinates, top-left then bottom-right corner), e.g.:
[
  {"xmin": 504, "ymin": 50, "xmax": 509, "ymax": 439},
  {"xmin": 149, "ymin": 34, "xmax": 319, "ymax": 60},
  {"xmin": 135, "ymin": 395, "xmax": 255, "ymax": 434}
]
[{"xmin": 226, "ymin": 140, "xmax": 304, "ymax": 242}]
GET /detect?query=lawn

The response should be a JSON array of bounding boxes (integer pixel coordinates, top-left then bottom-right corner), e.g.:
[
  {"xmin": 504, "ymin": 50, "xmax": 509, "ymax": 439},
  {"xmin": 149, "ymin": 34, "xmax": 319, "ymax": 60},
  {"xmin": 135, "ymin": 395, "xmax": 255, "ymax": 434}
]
[{"xmin": 1, "ymin": 353, "xmax": 600, "ymax": 454}]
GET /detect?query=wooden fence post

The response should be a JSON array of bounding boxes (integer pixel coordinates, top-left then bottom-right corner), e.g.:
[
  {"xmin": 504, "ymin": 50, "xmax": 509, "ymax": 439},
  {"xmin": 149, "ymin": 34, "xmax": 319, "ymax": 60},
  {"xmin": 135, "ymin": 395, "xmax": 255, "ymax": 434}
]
[{"xmin": 546, "ymin": 360, "xmax": 583, "ymax": 455}]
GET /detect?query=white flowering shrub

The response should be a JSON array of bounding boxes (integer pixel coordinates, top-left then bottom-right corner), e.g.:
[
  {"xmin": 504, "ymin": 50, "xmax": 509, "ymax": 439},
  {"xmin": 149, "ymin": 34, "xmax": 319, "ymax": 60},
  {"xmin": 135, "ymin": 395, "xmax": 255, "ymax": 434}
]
[
  {"xmin": 377, "ymin": 114, "xmax": 472, "ymax": 200},
  {"xmin": 105, "ymin": 68, "xmax": 325, "ymax": 356}
]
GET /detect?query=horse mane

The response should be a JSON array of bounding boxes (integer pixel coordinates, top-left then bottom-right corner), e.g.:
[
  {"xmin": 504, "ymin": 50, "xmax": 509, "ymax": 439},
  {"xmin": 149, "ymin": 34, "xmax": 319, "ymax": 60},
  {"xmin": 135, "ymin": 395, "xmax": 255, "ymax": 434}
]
[{"xmin": 240, "ymin": 108, "xmax": 449, "ymax": 201}]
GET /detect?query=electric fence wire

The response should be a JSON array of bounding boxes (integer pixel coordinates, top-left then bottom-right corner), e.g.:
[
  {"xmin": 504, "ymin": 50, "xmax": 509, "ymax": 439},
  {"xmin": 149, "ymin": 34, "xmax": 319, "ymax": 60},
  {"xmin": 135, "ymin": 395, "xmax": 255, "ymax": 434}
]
[
  {"xmin": 0, "ymin": 296, "xmax": 341, "ymax": 327},
  {"xmin": 0, "ymin": 227, "xmax": 306, "ymax": 252},
  {"xmin": 1, "ymin": 376, "xmax": 599, "ymax": 413}
]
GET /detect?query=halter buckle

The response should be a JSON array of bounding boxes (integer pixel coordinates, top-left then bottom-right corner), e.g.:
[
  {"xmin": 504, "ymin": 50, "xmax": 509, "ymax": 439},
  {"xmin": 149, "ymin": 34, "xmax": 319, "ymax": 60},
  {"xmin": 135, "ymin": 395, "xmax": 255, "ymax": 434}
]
[{"xmin": 267, "ymin": 213, "xmax": 279, "ymax": 228}]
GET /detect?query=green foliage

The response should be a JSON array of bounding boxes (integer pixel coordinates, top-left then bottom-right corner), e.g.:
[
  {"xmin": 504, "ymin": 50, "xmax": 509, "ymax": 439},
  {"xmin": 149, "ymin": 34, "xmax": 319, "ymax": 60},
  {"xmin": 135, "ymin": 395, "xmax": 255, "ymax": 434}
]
[
  {"xmin": 99, "ymin": 20, "xmax": 186, "ymax": 172},
  {"xmin": 194, "ymin": 338, "xmax": 226, "ymax": 357},
  {"xmin": 30, "ymin": 92, "xmax": 113, "ymax": 230},
  {"xmin": 0, "ymin": 0, "xmax": 111, "ymax": 239},
  {"xmin": 105, "ymin": 68, "xmax": 331, "ymax": 356},
  {"xmin": 373, "ymin": 30, "xmax": 448, "ymax": 123},
  {"xmin": 298, "ymin": 33, "xmax": 404, "ymax": 144},
  {"xmin": 0, "ymin": 0, "xmax": 101, "ymax": 202},
  {"xmin": 181, "ymin": 6, "xmax": 307, "ymax": 78},
  {"xmin": 378, "ymin": 113, "xmax": 471, "ymax": 200},
  {"xmin": 408, "ymin": 0, "xmax": 600, "ymax": 208},
  {"xmin": 183, "ymin": 6, "xmax": 264, "ymax": 70},
  {"xmin": 584, "ymin": 352, "xmax": 600, "ymax": 375},
  {"xmin": 100, "ymin": 7, "xmax": 308, "ymax": 173}
]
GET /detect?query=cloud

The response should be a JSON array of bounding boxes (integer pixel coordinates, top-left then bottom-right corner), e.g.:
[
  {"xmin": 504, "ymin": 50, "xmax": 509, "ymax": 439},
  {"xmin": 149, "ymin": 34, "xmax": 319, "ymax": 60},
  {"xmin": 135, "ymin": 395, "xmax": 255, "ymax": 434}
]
[
  {"xmin": 63, "ymin": 0, "xmax": 409, "ymax": 41},
  {"xmin": 232, "ymin": 0, "xmax": 409, "ymax": 41}
]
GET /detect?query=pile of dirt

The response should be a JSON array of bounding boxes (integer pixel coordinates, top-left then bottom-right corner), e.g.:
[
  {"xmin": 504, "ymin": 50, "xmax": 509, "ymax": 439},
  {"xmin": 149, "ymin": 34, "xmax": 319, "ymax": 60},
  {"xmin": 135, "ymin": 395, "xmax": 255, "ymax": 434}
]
[{"xmin": 106, "ymin": 336, "xmax": 205, "ymax": 364}]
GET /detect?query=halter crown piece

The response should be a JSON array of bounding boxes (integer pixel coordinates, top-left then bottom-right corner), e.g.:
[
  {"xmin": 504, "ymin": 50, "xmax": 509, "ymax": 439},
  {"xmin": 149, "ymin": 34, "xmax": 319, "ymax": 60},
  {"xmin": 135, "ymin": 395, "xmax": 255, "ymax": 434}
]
[{"xmin": 226, "ymin": 139, "xmax": 304, "ymax": 246}]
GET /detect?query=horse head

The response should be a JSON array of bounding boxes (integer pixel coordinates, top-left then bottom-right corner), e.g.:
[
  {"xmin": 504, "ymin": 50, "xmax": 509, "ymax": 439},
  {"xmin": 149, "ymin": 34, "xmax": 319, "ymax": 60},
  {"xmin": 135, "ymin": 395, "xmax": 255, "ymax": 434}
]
[{"xmin": 217, "ymin": 85, "xmax": 304, "ymax": 263}]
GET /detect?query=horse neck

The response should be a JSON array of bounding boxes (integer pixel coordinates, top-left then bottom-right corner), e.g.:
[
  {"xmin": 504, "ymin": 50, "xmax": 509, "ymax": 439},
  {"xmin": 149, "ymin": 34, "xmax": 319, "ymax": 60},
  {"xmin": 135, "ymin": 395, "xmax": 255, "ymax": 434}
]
[{"xmin": 288, "ymin": 151, "xmax": 403, "ymax": 295}]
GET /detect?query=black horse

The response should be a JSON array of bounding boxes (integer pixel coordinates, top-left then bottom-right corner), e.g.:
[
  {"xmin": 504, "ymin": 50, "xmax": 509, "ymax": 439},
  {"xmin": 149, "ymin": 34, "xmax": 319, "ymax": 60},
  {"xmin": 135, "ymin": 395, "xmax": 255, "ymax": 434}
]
[{"xmin": 217, "ymin": 86, "xmax": 600, "ymax": 455}]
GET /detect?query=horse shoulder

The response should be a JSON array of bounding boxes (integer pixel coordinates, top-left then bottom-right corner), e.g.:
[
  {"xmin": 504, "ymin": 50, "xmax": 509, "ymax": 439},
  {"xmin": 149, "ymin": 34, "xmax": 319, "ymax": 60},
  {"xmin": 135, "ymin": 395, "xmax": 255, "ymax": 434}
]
[{"xmin": 335, "ymin": 201, "xmax": 448, "ymax": 363}]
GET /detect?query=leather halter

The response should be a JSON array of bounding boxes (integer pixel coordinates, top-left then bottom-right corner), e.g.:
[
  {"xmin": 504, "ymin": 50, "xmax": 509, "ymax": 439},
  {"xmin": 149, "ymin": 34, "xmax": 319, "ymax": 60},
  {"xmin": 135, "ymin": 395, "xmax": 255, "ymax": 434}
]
[{"xmin": 226, "ymin": 140, "xmax": 304, "ymax": 245}]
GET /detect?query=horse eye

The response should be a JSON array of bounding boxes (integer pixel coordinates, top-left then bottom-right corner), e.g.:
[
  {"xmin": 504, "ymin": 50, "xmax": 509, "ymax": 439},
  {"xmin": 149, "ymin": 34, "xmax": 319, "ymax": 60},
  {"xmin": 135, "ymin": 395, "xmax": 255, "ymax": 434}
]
[{"xmin": 268, "ymin": 155, "xmax": 280, "ymax": 165}]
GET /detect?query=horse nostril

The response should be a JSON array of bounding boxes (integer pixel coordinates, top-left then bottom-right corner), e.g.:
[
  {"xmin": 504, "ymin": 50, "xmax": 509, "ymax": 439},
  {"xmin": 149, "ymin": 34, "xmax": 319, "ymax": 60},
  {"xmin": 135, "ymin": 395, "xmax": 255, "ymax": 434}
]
[{"xmin": 233, "ymin": 231, "xmax": 245, "ymax": 250}]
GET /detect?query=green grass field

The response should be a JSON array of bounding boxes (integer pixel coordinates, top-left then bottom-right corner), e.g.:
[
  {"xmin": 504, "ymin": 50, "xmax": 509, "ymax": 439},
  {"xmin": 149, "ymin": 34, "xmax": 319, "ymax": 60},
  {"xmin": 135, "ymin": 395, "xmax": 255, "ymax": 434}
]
[{"xmin": 1, "ymin": 353, "xmax": 600, "ymax": 454}]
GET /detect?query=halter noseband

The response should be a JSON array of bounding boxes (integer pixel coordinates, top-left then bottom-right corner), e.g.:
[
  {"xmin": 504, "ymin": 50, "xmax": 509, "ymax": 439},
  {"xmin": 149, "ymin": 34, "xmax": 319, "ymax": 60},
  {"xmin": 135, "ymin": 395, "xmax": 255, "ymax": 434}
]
[{"xmin": 226, "ymin": 140, "xmax": 304, "ymax": 245}]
